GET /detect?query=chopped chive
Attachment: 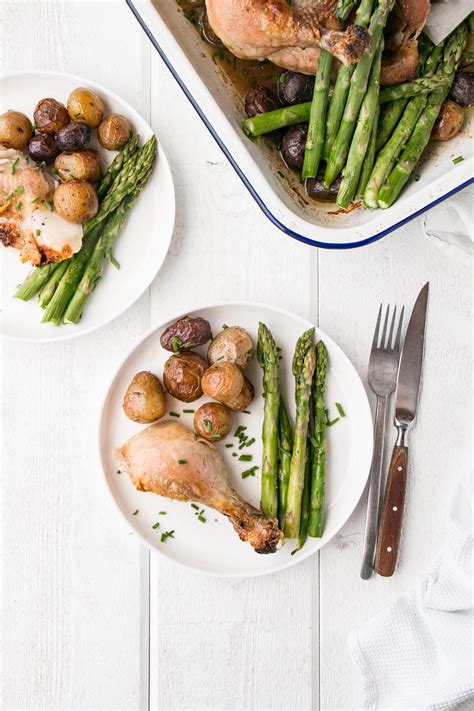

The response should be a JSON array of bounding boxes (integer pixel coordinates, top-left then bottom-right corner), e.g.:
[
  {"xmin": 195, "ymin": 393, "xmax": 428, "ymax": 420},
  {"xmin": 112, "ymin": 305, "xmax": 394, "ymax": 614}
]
[
  {"xmin": 159, "ymin": 511, "xmax": 167, "ymax": 515},
  {"xmin": 51, "ymin": 167, "xmax": 58, "ymax": 175},
  {"xmin": 35, "ymin": 228, "xmax": 41, "ymax": 236},
  {"xmin": 110, "ymin": 254, "xmax": 120, "ymax": 270},
  {"xmin": 239, "ymin": 454, "xmax": 252, "ymax": 462},
  {"xmin": 234, "ymin": 425, "xmax": 247, "ymax": 438},
  {"xmin": 15, "ymin": 185, "xmax": 24, "ymax": 194},
  {"xmin": 244, "ymin": 438, "xmax": 255, "ymax": 447},
  {"xmin": 183, "ymin": 409, "xmax": 195, "ymax": 413},
  {"xmin": 160, "ymin": 530, "xmax": 175, "ymax": 542},
  {"xmin": 30, "ymin": 196, "xmax": 40, "ymax": 203},
  {"xmin": 11, "ymin": 157, "xmax": 19, "ymax": 174},
  {"xmin": 191, "ymin": 503, "xmax": 200, "ymax": 510},
  {"xmin": 222, "ymin": 324, "xmax": 229, "ymax": 329},
  {"xmin": 335, "ymin": 402, "xmax": 346, "ymax": 418},
  {"xmin": 414, "ymin": 173, "xmax": 421, "ymax": 182},
  {"xmin": 43, "ymin": 200, "xmax": 53, "ymax": 211},
  {"xmin": 4, "ymin": 192, "xmax": 13, "ymax": 201},
  {"xmin": 171, "ymin": 336, "xmax": 182, "ymax": 353},
  {"xmin": 209, "ymin": 434, "xmax": 221, "ymax": 440},
  {"xmin": 197, "ymin": 515, "xmax": 206, "ymax": 523},
  {"xmin": 14, "ymin": 201, "xmax": 22, "ymax": 210},
  {"xmin": 452, "ymin": 156, "xmax": 464, "ymax": 165},
  {"xmin": 169, "ymin": 412, "xmax": 180, "ymax": 417},
  {"xmin": 241, "ymin": 466, "xmax": 259, "ymax": 478},
  {"xmin": 204, "ymin": 419, "xmax": 212, "ymax": 433},
  {"xmin": 225, "ymin": 443, "xmax": 233, "ymax": 448},
  {"xmin": 132, "ymin": 509, "xmax": 139, "ymax": 515},
  {"xmin": 152, "ymin": 522, "xmax": 160, "ymax": 529},
  {"xmin": 178, "ymin": 459, "xmax": 187, "ymax": 464},
  {"xmin": 327, "ymin": 417, "xmax": 340, "ymax": 427},
  {"xmin": 232, "ymin": 453, "xmax": 238, "ymax": 457},
  {"xmin": 242, "ymin": 410, "xmax": 251, "ymax": 414}
]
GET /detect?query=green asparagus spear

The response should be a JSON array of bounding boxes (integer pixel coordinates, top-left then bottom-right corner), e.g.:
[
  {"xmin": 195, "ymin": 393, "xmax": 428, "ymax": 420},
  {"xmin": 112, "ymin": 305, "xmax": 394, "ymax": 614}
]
[
  {"xmin": 324, "ymin": 0, "xmax": 396, "ymax": 187},
  {"xmin": 278, "ymin": 397, "xmax": 293, "ymax": 530},
  {"xmin": 378, "ymin": 23, "xmax": 468, "ymax": 209},
  {"xmin": 96, "ymin": 134, "xmax": 140, "ymax": 200},
  {"xmin": 379, "ymin": 74, "xmax": 453, "ymax": 103},
  {"xmin": 375, "ymin": 99, "xmax": 408, "ymax": 152},
  {"xmin": 296, "ymin": 440, "xmax": 313, "ymax": 551},
  {"xmin": 242, "ymin": 103, "xmax": 311, "ymax": 137},
  {"xmin": 284, "ymin": 329, "xmax": 316, "ymax": 540},
  {"xmin": 335, "ymin": 0, "xmax": 359, "ymax": 22},
  {"xmin": 63, "ymin": 139, "xmax": 157, "ymax": 324},
  {"xmin": 302, "ymin": 50, "xmax": 333, "ymax": 179},
  {"xmin": 337, "ymin": 40, "xmax": 383, "ymax": 208},
  {"xmin": 323, "ymin": 0, "xmax": 375, "ymax": 160},
  {"xmin": 357, "ymin": 103, "xmax": 379, "ymax": 196},
  {"xmin": 38, "ymin": 259, "xmax": 69, "ymax": 309},
  {"xmin": 257, "ymin": 323, "xmax": 280, "ymax": 519},
  {"xmin": 14, "ymin": 135, "xmax": 141, "ymax": 302},
  {"xmin": 308, "ymin": 341, "xmax": 328, "ymax": 538}
]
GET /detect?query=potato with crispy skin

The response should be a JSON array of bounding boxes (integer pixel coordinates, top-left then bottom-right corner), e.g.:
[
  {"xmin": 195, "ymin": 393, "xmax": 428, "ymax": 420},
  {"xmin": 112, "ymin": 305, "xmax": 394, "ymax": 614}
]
[
  {"xmin": 225, "ymin": 377, "xmax": 255, "ymax": 412},
  {"xmin": 53, "ymin": 180, "xmax": 98, "ymax": 223},
  {"xmin": 0, "ymin": 111, "xmax": 33, "ymax": 149},
  {"xmin": 207, "ymin": 327, "xmax": 254, "ymax": 370},
  {"xmin": 431, "ymin": 100, "xmax": 464, "ymax": 142},
  {"xmin": 160, "ymin": 315, "xmax": 212, "ymax": 352},
  {"xmin": 54, "ymin": 150, "xmax": 101, "ymax": 182},
  {"xmin": 201, "ymin": 362, "xmax": 244, "ymax": 402},
  {"xmin": 34, "ymin": 98, "xmax": 70, "ymax": 134},
  {"xmin": 67, "ymin": 87, "xmax": 105, "ymax": 128},
  {"xmin": 194, "ymin": 402, "xmax": 232, "ymax": 441},
  {"xmin": 123, "ymin": 371, "xmax": 167, "ymax": 424},
  {"xmin": 163, "ymin": 352, "xmax": 208, "ymax": 402},
  {"xmin": 98, "ymin": 114, "xmax": 132, "ymax": 150}
]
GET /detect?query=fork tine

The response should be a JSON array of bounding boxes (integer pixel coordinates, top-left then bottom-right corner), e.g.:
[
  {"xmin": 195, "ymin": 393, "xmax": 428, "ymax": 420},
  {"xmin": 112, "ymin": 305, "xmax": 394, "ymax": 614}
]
[
  {"xmin": 380, "ymin": 304, "xmax": 390, "ymax": 349},
  {"xmin": 394, "ymin": 306, "xmax": 405, "ymax": 351},
  {"xmin": 388, "ymin": 306, "xmax": 397, "ymax": 350},
  {"xmin": 372, "ymin": 304, "xmax": 382, "ymax": 349}
]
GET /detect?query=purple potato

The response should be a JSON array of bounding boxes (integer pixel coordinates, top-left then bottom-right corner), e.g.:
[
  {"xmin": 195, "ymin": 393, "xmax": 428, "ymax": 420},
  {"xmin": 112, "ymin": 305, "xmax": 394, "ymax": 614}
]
[{"xmin": 281, "ymin": 124, "xmax": 308, "ymax": 169}]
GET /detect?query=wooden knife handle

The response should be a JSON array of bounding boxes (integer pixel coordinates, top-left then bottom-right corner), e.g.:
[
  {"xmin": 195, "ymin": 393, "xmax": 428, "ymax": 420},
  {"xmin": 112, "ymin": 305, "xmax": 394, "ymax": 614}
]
[{"xmin": 375, "ymin": 445, "xmax": 408, "ymax": 577}]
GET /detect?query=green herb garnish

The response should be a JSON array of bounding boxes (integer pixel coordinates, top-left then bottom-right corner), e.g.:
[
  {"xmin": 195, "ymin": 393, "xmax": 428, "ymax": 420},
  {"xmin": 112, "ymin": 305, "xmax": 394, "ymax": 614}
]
[
  {"xmin": 132, "ymin": 509, "xmax": 139, "ymax": 515},
  {"xmin": 178, "ymin": 459, "xmax": 187, "ymax": 464},
  {"xmin": 11, "ymin": 157, "xmax": 19, "ymax": 175},
  {"xmin": 452, "ymin": 156, "xmax": 464, "ymax": 165},
  {"xmin": 335, "ymin": 402, "xmax": 346, "ymax": 418},
  {"xmin": 169, "ymin": 412, "xmax": 180, "ymax": 417},
  {"xmin": 160, "ymin": 530, "xmax": 175, "ymax": 542},
  {"xmin": 239, "ymin": 454, "xmax": 252, "ymax": 462},
  {"xmin": 152, "ymin": 522, "xmax": 160, "ymax": 529},
  {"xmin": 241, "ymin": 466, "xmax": 259, "ymax": 479}
]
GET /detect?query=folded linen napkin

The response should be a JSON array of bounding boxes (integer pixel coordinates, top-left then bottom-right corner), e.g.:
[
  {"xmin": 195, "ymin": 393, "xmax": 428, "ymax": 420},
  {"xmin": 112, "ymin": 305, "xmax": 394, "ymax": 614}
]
[
  {"xmin": 349, "ymin": 476, "xmax": 473, "ymax": 710},
  {"xmin": 422, "ymin": 186, "xmax": 473, "ymax": 258}
]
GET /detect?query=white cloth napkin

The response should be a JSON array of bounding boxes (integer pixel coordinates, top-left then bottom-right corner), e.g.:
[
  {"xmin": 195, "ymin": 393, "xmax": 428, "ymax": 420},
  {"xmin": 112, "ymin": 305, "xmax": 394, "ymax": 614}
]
[
  {"xmin": 348, "ymin": 476, "xmax": 473, "ymax": 710},
  {"xmin": 422, "ymin": 186, "xmax": 474, "ymax": 258}
]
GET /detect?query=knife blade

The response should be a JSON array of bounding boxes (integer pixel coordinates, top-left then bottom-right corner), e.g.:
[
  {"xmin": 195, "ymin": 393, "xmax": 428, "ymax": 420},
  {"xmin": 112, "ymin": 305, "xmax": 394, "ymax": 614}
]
[
  {"xmin": 374, "ymin": 283, "xmax": 429, "ymax": 576},
  {"xmin": 424, "ymin": 0, "xmax": 472, "ymax": 45},
  {"xmin": 394, "ymin": 282, "xmax": 429, "ymax": 426}
]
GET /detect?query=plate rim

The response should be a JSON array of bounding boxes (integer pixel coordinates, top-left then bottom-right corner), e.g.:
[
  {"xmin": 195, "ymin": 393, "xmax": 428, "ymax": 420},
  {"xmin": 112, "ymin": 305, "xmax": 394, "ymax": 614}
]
[
  {"xmin": 0, "ymin": 69, "xmax": 176, "ymax": 343},
  {"xmin": 98, "ymin": 300, "xmax": 374, "ymax": 578}
]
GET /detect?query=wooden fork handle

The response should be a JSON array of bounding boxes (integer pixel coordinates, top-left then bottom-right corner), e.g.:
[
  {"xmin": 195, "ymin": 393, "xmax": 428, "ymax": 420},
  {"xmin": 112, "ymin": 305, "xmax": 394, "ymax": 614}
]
[{"xmin": 375, "ymin": 445, "xmax": 408, "ymax": 577}]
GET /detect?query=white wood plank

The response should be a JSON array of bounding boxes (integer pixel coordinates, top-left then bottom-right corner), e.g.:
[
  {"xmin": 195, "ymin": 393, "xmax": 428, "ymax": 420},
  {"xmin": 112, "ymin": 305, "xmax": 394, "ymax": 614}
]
[
  {"xmin": 148, "ymin": 50, "xmax": 319, "ymax": 711},
  {"xmin": 318, "ymin": 222, "xmax": 473, "ymax": 710},
  {"xmin": 1, "ymin": 2, "xmax": 150, "ymax": 708}
]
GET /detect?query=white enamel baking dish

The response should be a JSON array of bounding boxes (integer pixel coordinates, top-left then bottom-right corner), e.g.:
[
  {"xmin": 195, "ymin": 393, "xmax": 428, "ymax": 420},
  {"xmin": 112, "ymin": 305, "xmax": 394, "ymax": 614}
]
[{"xmin": 128, "ymin": 0, "xmax": 473, "ymax": 249}]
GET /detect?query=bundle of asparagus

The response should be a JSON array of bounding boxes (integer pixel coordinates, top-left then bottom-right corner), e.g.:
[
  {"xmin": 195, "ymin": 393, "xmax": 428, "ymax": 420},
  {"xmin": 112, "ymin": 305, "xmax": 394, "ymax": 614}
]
[
  {"xmin": 257, "ymin": 325, "xmax": 330, "ymax": 550},
  {"xmin": 15, "ymin": 134, "xmax": 157, "ymax": 325},
  {"xmin": 241, "ymin": 0, "xmax": 470, "ymax": 211}
]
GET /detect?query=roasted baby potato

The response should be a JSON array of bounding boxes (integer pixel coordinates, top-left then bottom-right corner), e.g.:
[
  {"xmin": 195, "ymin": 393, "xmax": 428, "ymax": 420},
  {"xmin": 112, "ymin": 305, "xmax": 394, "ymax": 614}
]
[
  {"xmin": 225, "ymin": 377, "xmax": 255, "ymax": 412},
  {"xmin": 245, "ymin": 87, "xmax": 280, "ymax": 117},
  {"xmin": 160, "ymin": 315, "xmax": 212, "ymax": 353},
  {"xmin": 201, "ymin": 362, "xmax": 244, "ymax": 403},
  {"xmin": 278, "ymin": 71, "xmax": 315, "ymax": 106},
  {"xmin": 449, "ymin": 72, "xmax": 474, "ymax": 107},
  {"xmin": 54, "ymin": 150, "xmax": 101, "ymax": 182},
  {"xmin": 53, "ymin": 180, "xmax": 98, "ymax": 223},
  {"xmin": 67, "ymin": 87, "xmax": 105, "ymax": 128},
  {"xmin": 27, "ymin": 134, "xmax": 60, "ymax": 164},
  {"xmin": 56, "ymin": 122, "xmax": 91, "ymax": 151},
  {"xmin": 33, "ymin": 98, "xmax": 70, "ymax": 134},
  {"xmin": 281, "ymin": 124, "xmax": 307, "ymax": 170},
  {"xmin": 0, "ymin": 111, "xmax": 33, "ymax": 149},
  {"xmin": 207, "ymin": 327, "xmax": 254, "ymax": 370},
  {"xmin": 306, "ymin": 176, "xmax": 342, "ymax": 202},
  {"xmin": 431, "ymin": 100, "xmax": 464, "ymax": 142},
  {"xmin": 163, "ymin": 352, "xmax": 208, "ymax": 402},
  {"xmin": 194, "ymin": 402, "xmax": 232, "ymax": 441},
  {"xmin": 123, "ymin": 371, "xmax": 167, "ymax": 424},
  {"xmin": 98, "ymin": 114, "xmax": 132, "ymax": 150}
]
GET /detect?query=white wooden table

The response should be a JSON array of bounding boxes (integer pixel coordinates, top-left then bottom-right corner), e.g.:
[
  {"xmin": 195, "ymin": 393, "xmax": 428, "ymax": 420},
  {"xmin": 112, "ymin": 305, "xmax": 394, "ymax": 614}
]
[{"xmin": 2, "ymin": 2, "xmax": 472, "ymax": 709}]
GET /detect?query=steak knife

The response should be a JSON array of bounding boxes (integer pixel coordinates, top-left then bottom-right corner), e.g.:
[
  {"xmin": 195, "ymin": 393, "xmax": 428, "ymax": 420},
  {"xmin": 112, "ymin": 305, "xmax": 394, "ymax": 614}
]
[{"xmin": 375, "ymin": 283, "xmax": 429, "ymax": 577}]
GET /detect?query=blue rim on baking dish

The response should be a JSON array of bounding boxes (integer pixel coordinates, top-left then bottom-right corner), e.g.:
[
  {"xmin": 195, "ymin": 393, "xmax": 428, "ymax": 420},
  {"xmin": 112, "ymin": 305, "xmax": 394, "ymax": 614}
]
[{"xmin": 127, "ymin": 0, "xmax": 473, "ymax": 251}]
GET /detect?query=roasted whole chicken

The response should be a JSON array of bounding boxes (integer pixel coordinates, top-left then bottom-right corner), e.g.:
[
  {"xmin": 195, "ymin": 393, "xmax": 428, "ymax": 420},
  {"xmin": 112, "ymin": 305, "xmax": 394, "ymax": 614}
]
[
  {"xmin": 116, "ymin": 420, "xmax": 282, "ymax": 554},
  {"xmin": 206, "ymin": 0, "xmax": 370, "ymax": 72}
]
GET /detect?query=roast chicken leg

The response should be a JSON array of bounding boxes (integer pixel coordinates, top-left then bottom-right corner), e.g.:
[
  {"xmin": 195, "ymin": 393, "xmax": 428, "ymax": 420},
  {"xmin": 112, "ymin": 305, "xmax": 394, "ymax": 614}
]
[
  {"xmin": 116, "ymin": 421, "xmax": 282, "ymax": 554},
  {"xmin": 206, "ymin": 0, "xmax": 370, "ymax": 74}
]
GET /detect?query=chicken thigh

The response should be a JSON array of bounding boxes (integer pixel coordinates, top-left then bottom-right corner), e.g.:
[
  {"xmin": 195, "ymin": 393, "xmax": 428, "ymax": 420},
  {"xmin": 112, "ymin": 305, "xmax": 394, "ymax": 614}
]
[
  {"xmin": 206, "ymin": 0, "xmax": 370, "ymax": 73},
  {"xmin": 116, "ymin": 420, "xmax": 282, "ymax": 554}
]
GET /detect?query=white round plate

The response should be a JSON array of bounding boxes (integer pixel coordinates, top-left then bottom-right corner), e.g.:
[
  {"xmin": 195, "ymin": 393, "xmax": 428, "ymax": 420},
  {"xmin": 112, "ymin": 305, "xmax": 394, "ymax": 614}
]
[
  {"xmin": 0, "ymin": 71, "xmax": 175, "ymax": 342},
  {"xmin": 99, "ymin": 303, "xmax": 373, "ymax": 577}
]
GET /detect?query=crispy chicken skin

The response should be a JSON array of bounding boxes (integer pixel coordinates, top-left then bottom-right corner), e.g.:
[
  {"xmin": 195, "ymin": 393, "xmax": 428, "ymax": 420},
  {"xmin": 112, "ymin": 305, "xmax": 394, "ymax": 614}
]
[
  {"xmin": 116, "ymin": 420, "xmax": 282, "ymax": 554},
  {"xmin": 206, "ymin": 0, "xmax": 369, "ymax": 72}
]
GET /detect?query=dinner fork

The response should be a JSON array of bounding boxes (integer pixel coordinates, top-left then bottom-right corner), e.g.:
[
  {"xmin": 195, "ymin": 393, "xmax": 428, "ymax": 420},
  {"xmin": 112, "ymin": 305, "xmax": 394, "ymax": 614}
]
[{"xmin": 360, "ymin": 304, "xmax": 404, "ymax": 580}]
